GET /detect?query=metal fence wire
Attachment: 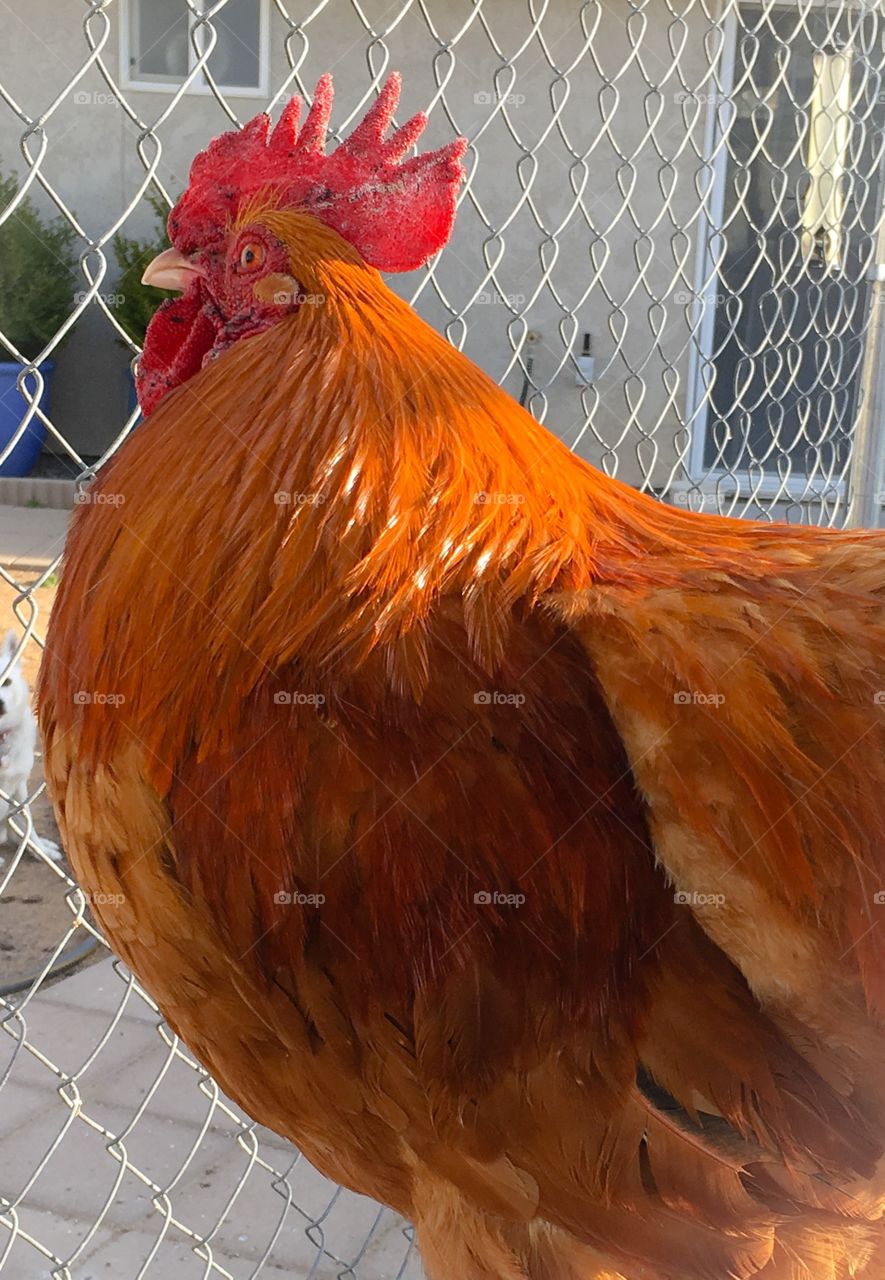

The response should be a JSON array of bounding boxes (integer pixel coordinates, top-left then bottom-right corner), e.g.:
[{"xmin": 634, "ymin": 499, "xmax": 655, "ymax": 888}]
[{"xmin": 2, "ymin": 0, "xmax": 885, "ymax": 1276}]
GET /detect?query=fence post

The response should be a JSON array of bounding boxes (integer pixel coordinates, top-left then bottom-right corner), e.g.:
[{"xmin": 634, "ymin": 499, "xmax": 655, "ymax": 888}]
[{"xmin": 846, "ymin": 212, "xmax": 885, "ymax": 529}]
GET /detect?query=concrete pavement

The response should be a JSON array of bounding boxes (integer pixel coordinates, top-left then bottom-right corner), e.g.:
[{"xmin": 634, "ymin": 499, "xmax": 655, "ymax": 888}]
[{"xmin": 0, "ymin": 500, "xmax": 70, "ymax": 578}]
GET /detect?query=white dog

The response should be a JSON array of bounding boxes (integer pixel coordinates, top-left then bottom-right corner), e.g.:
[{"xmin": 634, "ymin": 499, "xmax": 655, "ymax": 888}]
[{"xmin": 0, "ymin": 630, "xmax": 61, "ymax": 862}]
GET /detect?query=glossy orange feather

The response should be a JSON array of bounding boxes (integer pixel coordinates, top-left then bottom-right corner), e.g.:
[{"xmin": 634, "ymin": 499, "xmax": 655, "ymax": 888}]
[{"xmin": 39, "ymin": 212, "xmax": 885, "ymax": 1279}]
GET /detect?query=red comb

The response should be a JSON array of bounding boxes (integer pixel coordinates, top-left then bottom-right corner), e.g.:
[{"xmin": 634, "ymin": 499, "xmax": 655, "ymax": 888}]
[{"xmin": 169, "ymin": 73, "xmax": 467, "ymax": 272}]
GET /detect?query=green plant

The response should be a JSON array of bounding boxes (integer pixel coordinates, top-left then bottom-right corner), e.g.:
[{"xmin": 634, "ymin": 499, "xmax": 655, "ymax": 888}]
[
  {"xmin": 111, "ymin": 192, "xmax": 173, "ymax": 347},
  {"xmin": 0, "ymin": 173, "xmax": 78, "ymax": 362}
]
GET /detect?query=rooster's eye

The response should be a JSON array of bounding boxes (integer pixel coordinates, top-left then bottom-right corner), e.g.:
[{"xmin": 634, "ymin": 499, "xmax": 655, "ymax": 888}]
[{"xmin": 238, "ymin": 241, "xmax": 266, "ymax": 272}]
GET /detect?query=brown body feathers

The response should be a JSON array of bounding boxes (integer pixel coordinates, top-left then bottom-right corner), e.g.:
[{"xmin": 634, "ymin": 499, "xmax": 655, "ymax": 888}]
[{"xmin": 40, "ymin": 213, "xmax": 885, "ymax": 1279}]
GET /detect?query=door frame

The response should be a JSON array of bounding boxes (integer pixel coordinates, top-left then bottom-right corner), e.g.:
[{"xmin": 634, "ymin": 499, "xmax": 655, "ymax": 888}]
[{"xmin": 683, "ymin": 4, "xmax": 739, "ymax": 491}]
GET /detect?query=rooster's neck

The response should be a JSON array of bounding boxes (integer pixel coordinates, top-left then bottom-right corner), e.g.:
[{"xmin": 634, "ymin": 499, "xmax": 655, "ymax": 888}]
[{"xmin": 190, "ymin": 270, "xmax": 707, "ymax": 681}]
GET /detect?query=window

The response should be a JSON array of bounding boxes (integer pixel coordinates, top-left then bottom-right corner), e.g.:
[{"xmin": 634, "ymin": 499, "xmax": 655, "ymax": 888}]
[
  {"xmin": 684, "ymin": 3, "xmax": 884, "ymax": 498},
  {"xmin": 123, "ymin": 0, "xmax": 268, "ymax": 97}
]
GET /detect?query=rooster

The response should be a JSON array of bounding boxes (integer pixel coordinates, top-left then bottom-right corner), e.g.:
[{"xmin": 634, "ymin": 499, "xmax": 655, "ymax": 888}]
[{"xmin": 39, "ymin": 75, "xmax": 885, "ymax": 1279}]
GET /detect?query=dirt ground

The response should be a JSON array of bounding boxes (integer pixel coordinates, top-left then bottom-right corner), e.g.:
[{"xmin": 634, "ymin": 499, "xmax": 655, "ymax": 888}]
[{"xmin": 0, "ymin": 571, "xmax": 102, "ymax": 992}]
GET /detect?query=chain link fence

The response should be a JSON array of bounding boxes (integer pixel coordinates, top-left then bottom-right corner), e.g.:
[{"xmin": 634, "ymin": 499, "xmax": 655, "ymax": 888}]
[{"xmin": 1, "ymin": 0, "xmax": 885, "ymax": 1276}]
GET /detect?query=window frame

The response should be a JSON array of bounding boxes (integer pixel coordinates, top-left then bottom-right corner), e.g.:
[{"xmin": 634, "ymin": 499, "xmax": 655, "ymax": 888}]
[{"xmin": 120, "ymin": 0, "xmax": 270, "ymax": 99}]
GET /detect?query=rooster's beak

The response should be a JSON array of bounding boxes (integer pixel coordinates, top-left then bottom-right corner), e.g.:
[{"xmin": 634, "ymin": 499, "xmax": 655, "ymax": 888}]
[{"xmin": 141, "ymin": 248, "xmax": 204, "ymax": 291}]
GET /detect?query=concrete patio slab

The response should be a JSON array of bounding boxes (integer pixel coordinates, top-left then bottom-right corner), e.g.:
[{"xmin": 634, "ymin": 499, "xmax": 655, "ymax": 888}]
[{"xmin": 0, "ymin": 503, "xmax": 69, "ymax": 576}]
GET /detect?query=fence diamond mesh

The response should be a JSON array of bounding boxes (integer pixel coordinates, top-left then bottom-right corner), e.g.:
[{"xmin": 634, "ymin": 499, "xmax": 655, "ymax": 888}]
[{"xmin": 1, "ymin": 0, "xmax": 885, "ymax": 1276}]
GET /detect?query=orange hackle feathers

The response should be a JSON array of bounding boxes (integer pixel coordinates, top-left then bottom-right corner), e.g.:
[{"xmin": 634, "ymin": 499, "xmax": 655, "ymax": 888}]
[{"xmin": 39, "ymin": 83, "xmax": 885, "ymax": 1280}]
